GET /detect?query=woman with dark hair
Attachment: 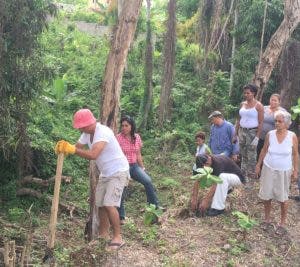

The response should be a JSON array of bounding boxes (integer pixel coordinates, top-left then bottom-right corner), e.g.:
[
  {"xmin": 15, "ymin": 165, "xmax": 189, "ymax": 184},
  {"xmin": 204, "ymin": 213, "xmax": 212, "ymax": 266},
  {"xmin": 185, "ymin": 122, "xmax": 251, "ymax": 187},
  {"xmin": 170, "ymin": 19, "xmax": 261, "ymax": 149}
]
[
  {"xmin": 257, "ymin": 94, "xmax": 286, "ymax": 159},
  {"xmin": 235, "ymin": 84, "xmax": 264, "ymax": 182},
  {"xmin": 117, "ymin": 115, "xmax": 160, "ymax": 223}
]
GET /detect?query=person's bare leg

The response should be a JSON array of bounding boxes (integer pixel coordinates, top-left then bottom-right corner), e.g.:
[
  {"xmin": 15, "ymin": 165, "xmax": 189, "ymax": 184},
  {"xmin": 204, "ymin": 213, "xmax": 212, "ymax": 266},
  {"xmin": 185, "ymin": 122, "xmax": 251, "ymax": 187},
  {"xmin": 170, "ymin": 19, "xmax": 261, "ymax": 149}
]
[
  {"xmin": 98, "ymin": 207, "xmax": 110, "ymax": 240},
  {"xmin": 279, "ymin": 201, "xmax": 288, "ymax": 227},
  {"xmin": 263, "ymin": 200, "xmax": 272, "ymax": 223},
  {"xmin": 104, "ymin": 206, "xmax": 122, "ymax": 244}
]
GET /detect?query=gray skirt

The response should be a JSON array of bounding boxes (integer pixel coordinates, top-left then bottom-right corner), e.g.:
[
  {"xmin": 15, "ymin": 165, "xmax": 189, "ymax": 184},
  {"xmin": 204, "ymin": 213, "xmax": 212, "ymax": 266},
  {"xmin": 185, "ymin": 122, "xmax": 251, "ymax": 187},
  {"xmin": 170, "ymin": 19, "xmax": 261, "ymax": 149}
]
[{"xmin": 258, "ymin": 164, "xmax": 292, "ymax": 202}]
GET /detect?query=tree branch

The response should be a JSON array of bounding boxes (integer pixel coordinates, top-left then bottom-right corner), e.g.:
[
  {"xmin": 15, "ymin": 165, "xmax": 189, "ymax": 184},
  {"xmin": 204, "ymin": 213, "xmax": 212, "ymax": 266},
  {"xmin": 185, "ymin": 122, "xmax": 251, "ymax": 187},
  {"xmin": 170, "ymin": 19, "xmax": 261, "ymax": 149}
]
[
  {"xmin": 16, "ymin": 188, "xmax": 86, "ymax": 219},
  {"xmin": 19, "ymin": 175, "xmax": 72, "ymax": 187}
]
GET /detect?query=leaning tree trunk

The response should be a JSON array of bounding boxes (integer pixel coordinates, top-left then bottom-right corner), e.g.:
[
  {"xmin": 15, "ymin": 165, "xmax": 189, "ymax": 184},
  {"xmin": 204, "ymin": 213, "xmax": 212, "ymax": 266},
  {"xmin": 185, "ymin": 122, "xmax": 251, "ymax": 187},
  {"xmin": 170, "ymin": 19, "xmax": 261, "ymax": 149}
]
[
  {"xmin": 158, "ymin": 0, "xmax": 176, "ymax": 127},
  {"xmin": 208, "ymin": 0, "xmax": 223, "ymax": 51},
  {"xmin": 118, "ymin": 0, "xmax": 125, "ymax": 18},
  {"xmin": 253, "ymin": 0, "xmax": 300, "ymax": 100},
  {"xmin": 229, "ymin": 8, "xmax": 238, "ymax": 97},
  {"xmin": 88, "ymin": 0, "xmax": 142, "ymax": 241},
  {"xmin": 85, "ymin": 161, "xmax": 100, "ymax": 241},
  {"xmin": 100, "ymin": 0, "xmax": 143, "ymax": 132},
  {"xmin": 138, "ymin": 0, "xmax": 153, "ymax": 130},
  {"xmin": 279, "ymin": 39, "xmax": 300, "ymax": 110}
]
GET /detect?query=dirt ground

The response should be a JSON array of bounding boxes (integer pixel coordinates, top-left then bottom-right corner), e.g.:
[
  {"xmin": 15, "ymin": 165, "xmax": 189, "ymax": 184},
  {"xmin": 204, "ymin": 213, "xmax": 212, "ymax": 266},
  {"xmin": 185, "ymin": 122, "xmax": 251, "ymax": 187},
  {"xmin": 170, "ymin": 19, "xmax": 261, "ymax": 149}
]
[
  {"xmin": 1, "ymin": 175, "xmax": 300, "ymax": 266},
  {"xmin": 52, "ymin": 179, "xmax": 300, "ymax": 266}
]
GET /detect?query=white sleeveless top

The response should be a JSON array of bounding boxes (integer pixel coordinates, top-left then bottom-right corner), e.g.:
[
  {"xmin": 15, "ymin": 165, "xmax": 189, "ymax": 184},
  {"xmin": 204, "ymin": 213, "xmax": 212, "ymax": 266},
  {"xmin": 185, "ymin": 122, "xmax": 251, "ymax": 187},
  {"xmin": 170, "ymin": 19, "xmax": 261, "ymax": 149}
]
[
  {"xmin": 195, "ymin": 144, "xmax": 208, "ymax": 156},
  {"xmin": 264, "ymin": 130, "xmax": 293, "ymax": 171},
  {"xmin": 239, "ymin": 106, "xmax": 258, "ymax": 128}
]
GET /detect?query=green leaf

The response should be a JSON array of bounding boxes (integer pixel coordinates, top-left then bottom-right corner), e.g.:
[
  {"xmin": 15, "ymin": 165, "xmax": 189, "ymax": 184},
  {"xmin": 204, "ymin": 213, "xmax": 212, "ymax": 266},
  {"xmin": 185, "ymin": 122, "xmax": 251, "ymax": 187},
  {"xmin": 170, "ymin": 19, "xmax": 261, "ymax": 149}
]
[
  {"xmin": 196, "ymin": 168, "xmax": 206, "ymax": 174},
  {"xmin": 210, "ymin": 175, "xmax": 223, "ymax": 184},
  {"xmin": 203, "ymin": 166, "xmax": 213, "ymax": 174},
  {"xmin": 199, "ymin": 178, "xmax": 207, "ymax": 189},
  {"xmin": 144, "ymin": 213, "xmax": 154, "ymax": 226},
  {"xmin": 53, "ymin": 78, "xmax": 66, "ymax": 102}
]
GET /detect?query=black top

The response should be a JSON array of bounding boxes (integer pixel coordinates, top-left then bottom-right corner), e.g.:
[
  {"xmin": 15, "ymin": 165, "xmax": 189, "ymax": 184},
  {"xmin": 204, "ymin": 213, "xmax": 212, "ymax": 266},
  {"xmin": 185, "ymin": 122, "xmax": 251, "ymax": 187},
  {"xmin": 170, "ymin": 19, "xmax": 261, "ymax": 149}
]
[{"xmin": 211, "ymin": 155, "xmax": 245, "ymax": 184}]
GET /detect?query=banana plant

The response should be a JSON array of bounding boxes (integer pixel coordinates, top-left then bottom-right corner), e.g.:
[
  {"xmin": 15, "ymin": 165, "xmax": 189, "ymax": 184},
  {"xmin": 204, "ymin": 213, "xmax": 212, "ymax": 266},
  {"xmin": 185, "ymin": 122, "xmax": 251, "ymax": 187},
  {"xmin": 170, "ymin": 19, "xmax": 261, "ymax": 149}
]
[
  {"xmin": 190, "ymin": 166, "xmax": 223, "ymax": 189},
  {"xmin": 144, "ymin": 204, "xmax": 163, "ymax": 226},
  {"xmin": 232, "ymin": 211, "xmax": 258, "ymax": 239}
]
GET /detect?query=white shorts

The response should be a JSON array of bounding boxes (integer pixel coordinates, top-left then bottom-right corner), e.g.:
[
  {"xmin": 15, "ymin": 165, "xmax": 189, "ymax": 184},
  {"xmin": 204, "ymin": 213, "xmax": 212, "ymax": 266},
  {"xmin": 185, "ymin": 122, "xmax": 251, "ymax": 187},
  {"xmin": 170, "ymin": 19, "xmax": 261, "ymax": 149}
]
[{"xmin": 95, "ymin": 170, "xmax": 129, "ymax": 207}]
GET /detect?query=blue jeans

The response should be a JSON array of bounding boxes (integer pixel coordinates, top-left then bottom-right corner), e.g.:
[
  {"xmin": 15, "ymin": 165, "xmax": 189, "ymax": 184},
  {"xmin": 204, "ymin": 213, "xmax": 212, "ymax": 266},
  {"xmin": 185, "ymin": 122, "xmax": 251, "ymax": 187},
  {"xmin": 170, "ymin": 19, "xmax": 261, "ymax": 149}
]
[{"xmin": 118, "ymin": 163, "xmax": 159, "ymax": 219}]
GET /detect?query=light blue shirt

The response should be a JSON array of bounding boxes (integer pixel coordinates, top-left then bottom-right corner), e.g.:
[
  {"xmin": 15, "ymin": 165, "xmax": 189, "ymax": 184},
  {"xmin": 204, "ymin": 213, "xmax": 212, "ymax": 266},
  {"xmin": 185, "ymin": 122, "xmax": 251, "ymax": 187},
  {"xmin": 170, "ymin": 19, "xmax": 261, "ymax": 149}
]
[{"xmin": 209, "ymin": 120, "xmax": 239, "ymax": 156}]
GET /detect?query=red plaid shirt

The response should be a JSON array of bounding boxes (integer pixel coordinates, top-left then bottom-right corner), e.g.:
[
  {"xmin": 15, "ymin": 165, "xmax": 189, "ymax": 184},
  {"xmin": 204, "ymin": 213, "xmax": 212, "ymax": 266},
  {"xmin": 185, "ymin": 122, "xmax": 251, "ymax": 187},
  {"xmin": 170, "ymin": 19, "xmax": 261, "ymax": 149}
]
[{"xmin": 116, "ymin": 133, "xmax": 142, "ymax": 164}]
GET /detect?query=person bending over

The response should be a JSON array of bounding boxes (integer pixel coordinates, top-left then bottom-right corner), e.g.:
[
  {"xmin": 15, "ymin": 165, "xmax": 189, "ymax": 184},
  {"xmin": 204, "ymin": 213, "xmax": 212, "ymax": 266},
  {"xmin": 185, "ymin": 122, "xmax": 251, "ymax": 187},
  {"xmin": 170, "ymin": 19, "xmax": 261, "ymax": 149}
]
[
  {"xmin": 192, "ymin": 154, "xmax": 245, "ymax": 216},
  {"xmin": 55, "ymin": 109, "xmax": 129, "ymax": 251}
]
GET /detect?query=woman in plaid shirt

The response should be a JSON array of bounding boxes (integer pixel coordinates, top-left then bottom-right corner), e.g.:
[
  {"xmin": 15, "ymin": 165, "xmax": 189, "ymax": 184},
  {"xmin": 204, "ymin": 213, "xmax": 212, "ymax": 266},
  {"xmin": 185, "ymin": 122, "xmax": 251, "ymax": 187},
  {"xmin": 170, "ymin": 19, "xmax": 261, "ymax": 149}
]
[{"xmin": 117, "ymin": 115, "xmax": 159, "ymax": 223}]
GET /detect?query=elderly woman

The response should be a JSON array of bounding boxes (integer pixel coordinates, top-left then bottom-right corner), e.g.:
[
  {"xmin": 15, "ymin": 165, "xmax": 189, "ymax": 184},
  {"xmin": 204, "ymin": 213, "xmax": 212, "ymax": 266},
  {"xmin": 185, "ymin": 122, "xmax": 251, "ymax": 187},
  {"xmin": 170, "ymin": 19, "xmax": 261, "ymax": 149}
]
[
  {"xmin": 255, "ymin": 110, "xmax": 298, "ymax": 235},
  {"xmin": 235, "ymin": 84, "xmax": 264, "ymax": 181},
  {"xmin": 257, "ymin": 94, "xmax": 285, "ymax": 159}
]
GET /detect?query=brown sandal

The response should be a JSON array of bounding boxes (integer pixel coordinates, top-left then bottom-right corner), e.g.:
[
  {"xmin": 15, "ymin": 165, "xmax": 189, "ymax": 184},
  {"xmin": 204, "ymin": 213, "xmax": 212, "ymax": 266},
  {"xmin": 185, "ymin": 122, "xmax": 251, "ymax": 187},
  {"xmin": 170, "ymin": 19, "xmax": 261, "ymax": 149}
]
[
  {"xmin": 260, "ymin": 221, "xmax": 275, "ymax": 232},
  {"xmin": 275, "ymin": 225, "xmax": 288, "ymax": 236}
]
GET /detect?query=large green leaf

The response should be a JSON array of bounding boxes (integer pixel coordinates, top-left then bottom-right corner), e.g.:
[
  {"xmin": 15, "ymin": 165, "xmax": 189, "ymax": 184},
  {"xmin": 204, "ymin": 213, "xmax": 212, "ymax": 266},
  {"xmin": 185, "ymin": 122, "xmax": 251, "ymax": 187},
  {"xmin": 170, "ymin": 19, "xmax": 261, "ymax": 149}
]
[
  {"xmin": 232, "ymin": 211, "xmax": 258, "ymax": 231},
  {"xmin": 53, "ymin": 78, "xmax": 66, "ymax": 102},
  {"xmin": 190, "ymin": 166, "xmax": 223, "ymax": 189}
]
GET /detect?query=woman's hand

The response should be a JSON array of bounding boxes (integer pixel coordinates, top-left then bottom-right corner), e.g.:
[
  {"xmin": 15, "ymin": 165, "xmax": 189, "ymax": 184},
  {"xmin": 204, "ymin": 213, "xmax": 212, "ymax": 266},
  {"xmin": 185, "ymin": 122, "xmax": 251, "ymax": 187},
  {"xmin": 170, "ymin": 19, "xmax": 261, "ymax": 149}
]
[
  {"xmin": 255, "ymin": 164, "xmax": 261, "ymax": 179},
  {"xmin": 291, "ymin": 169, "xmax": 298, "ymax": 182}
]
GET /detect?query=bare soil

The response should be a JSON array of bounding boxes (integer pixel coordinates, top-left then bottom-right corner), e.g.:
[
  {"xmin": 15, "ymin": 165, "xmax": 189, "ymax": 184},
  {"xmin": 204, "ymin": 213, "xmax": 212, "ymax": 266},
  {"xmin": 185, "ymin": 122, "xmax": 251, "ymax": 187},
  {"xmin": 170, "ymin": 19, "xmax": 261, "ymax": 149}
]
[{"xmin": 1, "ymin": 173, "xmax": 300, "ymax": 266}]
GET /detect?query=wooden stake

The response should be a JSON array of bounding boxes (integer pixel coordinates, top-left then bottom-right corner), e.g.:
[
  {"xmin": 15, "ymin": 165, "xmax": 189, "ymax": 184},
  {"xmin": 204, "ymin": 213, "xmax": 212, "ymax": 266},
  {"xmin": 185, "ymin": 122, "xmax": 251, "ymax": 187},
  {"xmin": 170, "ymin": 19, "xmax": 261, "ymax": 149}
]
[{"xmin": 47, "ymin": 153, "xmax": 64, "ymax": 249}]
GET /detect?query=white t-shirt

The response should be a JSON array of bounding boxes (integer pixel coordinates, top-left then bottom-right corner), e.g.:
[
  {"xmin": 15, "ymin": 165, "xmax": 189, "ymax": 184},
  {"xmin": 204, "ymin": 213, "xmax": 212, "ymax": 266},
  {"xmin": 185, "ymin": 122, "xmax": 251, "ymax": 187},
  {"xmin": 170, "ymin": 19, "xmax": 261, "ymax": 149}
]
[{"xmin": 78, "ymin": 123, "xmax": 129, "ymax": 177}]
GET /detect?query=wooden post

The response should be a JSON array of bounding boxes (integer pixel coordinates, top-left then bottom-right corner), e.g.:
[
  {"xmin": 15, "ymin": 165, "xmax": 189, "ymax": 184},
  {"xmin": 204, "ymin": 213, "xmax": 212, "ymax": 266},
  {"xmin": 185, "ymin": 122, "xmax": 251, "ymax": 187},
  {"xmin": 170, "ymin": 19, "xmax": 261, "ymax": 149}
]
[
  {"xmin": 4, "ymin": 240, "xmax": 16, "ymax": 267},
  {"xmin": 47, "ymin": 153, "xmax": 64, "ymax": 250}
]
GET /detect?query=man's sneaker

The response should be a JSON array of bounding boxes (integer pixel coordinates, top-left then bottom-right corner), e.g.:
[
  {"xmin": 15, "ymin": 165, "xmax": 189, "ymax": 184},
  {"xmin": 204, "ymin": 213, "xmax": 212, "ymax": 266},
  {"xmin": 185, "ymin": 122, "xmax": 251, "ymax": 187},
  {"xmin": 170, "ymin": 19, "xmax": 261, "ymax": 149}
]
[
  {"xmin": 227, "ymin": 188, "xmax": 234, "ymax": 194},
  {"xmin": 207, "ymin": 208, "xmax": 225, "ymax": 217}
]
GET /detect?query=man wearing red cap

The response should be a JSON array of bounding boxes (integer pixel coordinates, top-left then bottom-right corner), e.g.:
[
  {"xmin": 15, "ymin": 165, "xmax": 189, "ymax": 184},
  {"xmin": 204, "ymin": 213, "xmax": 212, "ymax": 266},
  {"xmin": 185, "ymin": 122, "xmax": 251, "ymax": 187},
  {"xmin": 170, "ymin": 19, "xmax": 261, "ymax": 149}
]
[{"xmin": 55, "ymin": 108, "xmax": 129, "ymax": 251}]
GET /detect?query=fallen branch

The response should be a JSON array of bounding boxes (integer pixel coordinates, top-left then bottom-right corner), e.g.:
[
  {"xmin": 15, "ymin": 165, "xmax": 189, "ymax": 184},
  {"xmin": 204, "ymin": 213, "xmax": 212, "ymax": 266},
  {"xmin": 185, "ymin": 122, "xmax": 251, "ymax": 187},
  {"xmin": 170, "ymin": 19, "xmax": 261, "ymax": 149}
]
[
  {"xmin": 16, "ymin": 188, "xmax": 86, "ymax": 218},
  {"xmin": 19, "ymin": 175, "xmax": 72, "ymax": 187},
  {"xmin": 0, "ymin": 218, "xmax": 26, "ymax": 231}
]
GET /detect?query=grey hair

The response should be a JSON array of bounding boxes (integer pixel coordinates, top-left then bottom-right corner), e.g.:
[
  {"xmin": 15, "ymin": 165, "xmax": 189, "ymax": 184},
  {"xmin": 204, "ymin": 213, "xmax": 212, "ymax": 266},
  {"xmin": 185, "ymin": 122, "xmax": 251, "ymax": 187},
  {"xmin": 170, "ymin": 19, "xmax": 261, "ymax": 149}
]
[{"xmin": 274, "ymin": 110, "xmax": 292, "ymax": 127}]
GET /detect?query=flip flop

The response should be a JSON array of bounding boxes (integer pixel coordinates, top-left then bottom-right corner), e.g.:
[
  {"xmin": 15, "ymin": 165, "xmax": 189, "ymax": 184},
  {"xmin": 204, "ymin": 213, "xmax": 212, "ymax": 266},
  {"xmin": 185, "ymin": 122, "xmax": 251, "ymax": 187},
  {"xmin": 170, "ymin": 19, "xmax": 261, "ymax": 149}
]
[
  {"xmin": 260, "ymin": 221, "xmax": 275, "ymax": 232},
  {"xmin": 275, "ymin": 225, "xmax": 288, "ymax": 236},
  {"xmin": 106, "ymin": 241, "xmax": 125, "ymax": 252}
]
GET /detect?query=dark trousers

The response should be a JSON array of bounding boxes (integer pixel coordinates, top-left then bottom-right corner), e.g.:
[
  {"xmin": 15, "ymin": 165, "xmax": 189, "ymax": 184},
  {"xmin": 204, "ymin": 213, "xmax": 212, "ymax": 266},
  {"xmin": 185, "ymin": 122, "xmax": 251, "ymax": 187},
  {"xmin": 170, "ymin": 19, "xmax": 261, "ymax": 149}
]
[{"xmin": 256, "ymin": 138, "xmax": 264, "ymax": 161}]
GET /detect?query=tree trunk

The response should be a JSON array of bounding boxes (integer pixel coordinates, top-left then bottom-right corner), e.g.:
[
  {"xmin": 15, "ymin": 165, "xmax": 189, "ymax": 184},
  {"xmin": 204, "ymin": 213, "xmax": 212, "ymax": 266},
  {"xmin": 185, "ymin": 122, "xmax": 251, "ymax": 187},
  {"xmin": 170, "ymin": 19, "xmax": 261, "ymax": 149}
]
[
  {"xmin": 158, "ymin": 0, "xmax": 176, "ymax": 127},
  {"xmin": 118, "ymin": 0, "xmax": 124, "ymax": 18},
  {"xmin": 253, "ymin": 0, "xmax": 300, "ymax": 100},
  {"xmin": 229, "ymin": 8, "xmax": 238, "ymax": 97},
  {"xmin": 100, "ymin": 0, "xmax": 143, "ymax": 132},
  {"xmin": 279, "ymin": 39, "xmax": 300, "ymax": 110},
  {"xmin": 85, "ymin": 161, "xmax": 100, "ymax": 241},
  {"xmin": 208, "ymin": 0, "xmax": 223, "ymax": 51},
  {"xmin": 138, "ymin": 0, "xmax": 153, "ymax": 130},
  {"xmin": 212, "ymin": 0, "xmax": 235, "ymax": 51}
]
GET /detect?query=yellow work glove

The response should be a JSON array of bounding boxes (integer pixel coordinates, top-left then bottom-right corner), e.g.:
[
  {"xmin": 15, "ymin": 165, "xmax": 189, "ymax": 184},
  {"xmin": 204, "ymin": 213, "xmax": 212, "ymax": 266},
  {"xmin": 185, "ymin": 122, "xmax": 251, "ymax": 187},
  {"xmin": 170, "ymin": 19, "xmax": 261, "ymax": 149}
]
[
  {"xmin": 55, "ymin": 140, "xmax": 65, "ymax": 154},
  {"xmin": 55, "ymin": 140, "xmax": 76, "ymax": 155}
]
